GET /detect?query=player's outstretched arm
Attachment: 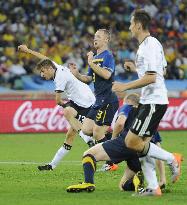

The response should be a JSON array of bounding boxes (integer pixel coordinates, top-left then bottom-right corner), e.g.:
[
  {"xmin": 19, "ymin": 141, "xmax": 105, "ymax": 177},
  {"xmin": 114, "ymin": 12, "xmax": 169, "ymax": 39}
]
[
  {"xmin": 112, "ymin": 115, "xmax": 127, "ymax": 139},
  {"xmin": 18, "ymin": 45, "xmax": 48, "ymax": 60},
  {"xmin": 112, "ymin": 73, "xmax": 156, "ymax": 92},
  {"xmin": 68, "ymin": 63, "xmax": 92, "ymax": 83}
]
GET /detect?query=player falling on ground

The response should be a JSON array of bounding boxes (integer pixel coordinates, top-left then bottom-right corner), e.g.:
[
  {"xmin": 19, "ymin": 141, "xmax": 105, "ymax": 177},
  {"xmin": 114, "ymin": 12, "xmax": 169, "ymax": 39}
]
[
  {"xmin": 66, "ymin": 93, "xmax": 165, "ymax": 196},
  {"xmin": 70, "ymin": 29, "xmax": 119, "ymax": 171},
  {"xmin": 112, "ymin": 9, "xmax": 183, "ymax": 195},
  {"xmin": 18, "ymin": 45, "xmax": 95, "ymax": 171}
]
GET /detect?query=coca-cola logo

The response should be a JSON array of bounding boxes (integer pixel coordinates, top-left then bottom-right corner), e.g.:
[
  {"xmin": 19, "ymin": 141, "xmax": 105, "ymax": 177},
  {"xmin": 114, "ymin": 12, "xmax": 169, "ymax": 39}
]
[
  {"xmin": 13, "ymin": 101, "xmax": 69, "ymax": 131},
  {"xmin": 160, "ymin": 100, "xmax": 187, "ymax": 129}
]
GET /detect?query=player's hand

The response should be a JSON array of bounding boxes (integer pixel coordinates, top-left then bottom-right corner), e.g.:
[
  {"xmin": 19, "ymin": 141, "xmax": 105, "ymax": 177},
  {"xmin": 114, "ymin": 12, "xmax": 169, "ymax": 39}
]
[
  {"xmin": 124, "ymin": 60, "xmax": 136, "ymax": 72},
  {"xmin": 68, "ymin": 63, "xmax": 79, "ymax": 77},
  {"xmin": 18, "ymin": 45, "xmax": 29, "ymax": 53},
  {"xmin": 112, "ymin": 82, "xmax": 128, "ymax": 92},
  {"xmin": 87, "ymin": 51, "xmax": 94, "ymax": 66}
]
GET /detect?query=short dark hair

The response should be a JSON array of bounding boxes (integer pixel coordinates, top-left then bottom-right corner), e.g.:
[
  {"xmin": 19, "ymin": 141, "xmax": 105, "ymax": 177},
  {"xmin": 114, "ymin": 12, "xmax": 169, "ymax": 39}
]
[
  {"xmin": 132, "ymin": 9, "xmax": 151, "ymax": 30},
  {"xmin": 36, "ymin": 58, "xmax": 56, "ymax": 71},
  {"xmin": 97, "ymin": 29, "xmax": 111, "ymax": 41}
]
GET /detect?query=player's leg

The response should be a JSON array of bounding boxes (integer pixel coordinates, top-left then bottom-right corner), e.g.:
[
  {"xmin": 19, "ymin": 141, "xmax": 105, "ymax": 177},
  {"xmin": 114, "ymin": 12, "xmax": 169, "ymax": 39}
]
[
  {"xmin": 67, "ymin": 136, "xmax": 130, "ymax": 193},
  {"xmin": 120, "ymin": 157, "xmax": 143, "ymax": 193},
  {"xmin": 126, "ymin": 131, "xmax": 182, "ymax": 183},
  {"xmin": 38, "ymin": 127, "xmax": 77, "ymax": 171},
  {"xmin": 93, "ymin": 124, "xmax": 109, "ymax": 142},
  {"xmin": 63, "ymin": 106, "xmax": 81, "ymax": 131},
  {"xmin": 93, "ymin": 124, "xmax": 119, "ymax": 171},
  {"xmin": 125, "ymin": 104, "xmax": 182, "ymax": 183},
  {"xmin": 156, "ymin": 142, "xmax": 166, "ymax": 188},
  {"xmin": 80, "ymin": 117, "xmax": 95, "ymax": 147},
  {"xmin": 119, "ymin": 166, "xmax": 136, "ymax": 191},
  {"xmin": 66, "ymin": 143, "xmax": 110, "ymax": 193},
  {"xmin": 64, "ymin": 104, "xmax": 94, "ymax": 146},
  {"xmin": 151, "ymin": 132, "xmax": 166, "ymax": 189},
  {"xmin": 138, "ymin": 156, "xmax": 162, "ymax": 196},
  {"xmin": 94, "ymin": 102, "xmax": 119, "ymax": 170}
]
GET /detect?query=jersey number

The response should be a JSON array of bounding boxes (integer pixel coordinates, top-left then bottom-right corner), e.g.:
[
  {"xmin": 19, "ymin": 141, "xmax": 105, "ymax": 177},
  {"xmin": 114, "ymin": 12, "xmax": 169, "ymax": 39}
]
[
  {"xmin": 96, "ymin": 110, "xmax": 103, "ymax": 121},
  {"xmin": 132, "ymin": 118, "xmax": 142, "ymax": 131}
]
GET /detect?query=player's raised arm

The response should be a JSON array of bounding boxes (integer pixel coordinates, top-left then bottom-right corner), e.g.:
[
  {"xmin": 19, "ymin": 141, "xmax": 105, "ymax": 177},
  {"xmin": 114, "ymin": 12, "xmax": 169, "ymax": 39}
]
[
  {"xmin": 18, "ymin": 45, "xmax": 48, "ymax": 60},
  {"xmin": 68, "ymin": 63, "xmax": 92, "ymax": 84}
]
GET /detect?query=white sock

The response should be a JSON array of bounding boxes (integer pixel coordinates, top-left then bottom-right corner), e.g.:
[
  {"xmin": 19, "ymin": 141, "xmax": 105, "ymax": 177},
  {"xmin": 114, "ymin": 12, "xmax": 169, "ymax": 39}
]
[
  {"xmin": 140, "ymin": 156, "xmax": 159, "ymax": 190},
  {"xmin": 79, "ymin": 130, "xmax": 93, "ymax": 143},
  {"xmin": 50, "ymin": 144, "xmax": 71, "ymax": 169},
  {"xmin": 147, "ymin": 142, "xmax": 174, "ymax": 164}
]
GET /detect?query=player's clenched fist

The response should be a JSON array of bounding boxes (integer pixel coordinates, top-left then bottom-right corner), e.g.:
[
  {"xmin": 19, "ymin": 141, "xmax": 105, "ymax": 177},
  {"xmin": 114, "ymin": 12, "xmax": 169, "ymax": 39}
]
[
  {"xmin": 87, "ymin": 51, "xmax": 94, "ymax": 66},
  {"xmin": 124, "ymin": 60, "xmax": 136, "ymax": 72}
]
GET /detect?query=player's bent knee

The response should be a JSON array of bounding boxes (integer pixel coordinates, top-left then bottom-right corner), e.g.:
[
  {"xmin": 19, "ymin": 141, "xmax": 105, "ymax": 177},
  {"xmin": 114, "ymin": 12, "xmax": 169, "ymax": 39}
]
[{"xmin": 81, "ymin": 127, "xmax": 93, "ymax": 136}]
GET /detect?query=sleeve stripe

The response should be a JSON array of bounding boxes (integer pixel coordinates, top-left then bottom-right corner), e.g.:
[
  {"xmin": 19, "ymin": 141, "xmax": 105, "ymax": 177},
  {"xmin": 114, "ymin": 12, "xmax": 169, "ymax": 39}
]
[
  {"xmin": 55, "ymin": 90, "xmax": 63, "ymax": 93},
  {"xmin": 103, "ymin": 67, "xmax": 113, "ymax": 73},
  {"xmin": 145, "ymin": 71, "xmax": 157, "ymax": 75}
]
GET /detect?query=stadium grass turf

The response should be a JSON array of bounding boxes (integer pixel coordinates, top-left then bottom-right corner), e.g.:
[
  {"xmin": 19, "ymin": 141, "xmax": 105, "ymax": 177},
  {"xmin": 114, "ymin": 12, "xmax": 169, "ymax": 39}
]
[{"xmin": 0, "ymin": 131, "xmax": 186, "ymax": 205}]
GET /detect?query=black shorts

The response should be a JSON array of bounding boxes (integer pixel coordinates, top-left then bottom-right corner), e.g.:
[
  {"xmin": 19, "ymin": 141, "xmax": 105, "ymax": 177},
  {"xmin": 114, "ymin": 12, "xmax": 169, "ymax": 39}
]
[
  {"xmin": 65, "ymin": 100, "xmax": 91, "ymax": 123},
  {"xmin": 102, "ymin": 136, "xmax": 141, "ymax": 173},
  {"xmin": 130, "ymin": 104, "xmax": 167, "ymax": 137},
  {"xmin": 86, "ymin": 101, "xmax": 119, "ymax": 126}
]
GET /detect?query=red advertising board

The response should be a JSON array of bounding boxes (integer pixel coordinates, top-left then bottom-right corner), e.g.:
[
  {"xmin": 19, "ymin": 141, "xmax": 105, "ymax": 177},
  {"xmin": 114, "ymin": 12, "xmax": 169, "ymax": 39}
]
[
  {"xmin": 0, "ymin": 98, "xmax": 186, "ymax": 133},
  {"xmin": 0, "ymin": 100, "xmax": 69, "ymax": 133},
  {"xmin": 158, "ymin": 98, "xmax": 187, "ymax": 130}
]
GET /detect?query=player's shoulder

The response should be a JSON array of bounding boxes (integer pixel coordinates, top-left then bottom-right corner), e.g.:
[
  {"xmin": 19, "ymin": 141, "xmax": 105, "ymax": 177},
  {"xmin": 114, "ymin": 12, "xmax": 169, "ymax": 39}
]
[
  {"xmin": 146, "ymin": 36, "xmax": 162, "ymax": 49},
  {"xmin": 52, "ymin": 61, "xmax": 68, "ymax": 71},
  {"xmin": 103, "ymin": 50, "xmax": 114, "ymax": 58}
]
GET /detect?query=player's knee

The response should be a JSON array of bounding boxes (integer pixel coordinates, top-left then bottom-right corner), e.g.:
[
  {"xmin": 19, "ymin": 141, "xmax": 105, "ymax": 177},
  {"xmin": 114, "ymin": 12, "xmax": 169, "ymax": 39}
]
[
  {"xmin": 93, "ymin": 126, "xmax": 104, "ymax": 139},
  {"xmin": 81, "ymin": 127, "xmax": 92, "ymax": 136},
  {"xmin": 83, "ymin": 149, "xmax": 93, "ymax": 157}
]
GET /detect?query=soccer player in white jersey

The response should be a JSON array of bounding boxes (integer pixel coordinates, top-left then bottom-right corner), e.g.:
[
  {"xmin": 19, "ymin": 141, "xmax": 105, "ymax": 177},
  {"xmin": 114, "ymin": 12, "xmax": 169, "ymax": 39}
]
[
  {"xmin": 18, "ymin": 45, "xmax": 95, "ymax": 171},
  {"xmin": 112, "ymin": 9, "xmax": 182, "ymax": 196}
]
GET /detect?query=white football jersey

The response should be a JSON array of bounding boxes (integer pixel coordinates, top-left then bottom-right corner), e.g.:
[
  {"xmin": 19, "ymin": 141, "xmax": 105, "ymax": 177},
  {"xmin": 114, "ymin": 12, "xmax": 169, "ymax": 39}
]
[
  {"xmin": 135, "ymin": 36, "xmax": 169, "ymax": 104},
  {"xmin": 53, "ymin": 61, "xmax": 95, "ymax": 108}
]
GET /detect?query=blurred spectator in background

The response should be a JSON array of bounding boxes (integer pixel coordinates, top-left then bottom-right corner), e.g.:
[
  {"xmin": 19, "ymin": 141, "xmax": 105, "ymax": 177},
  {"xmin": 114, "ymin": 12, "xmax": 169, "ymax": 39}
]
[{"xmin": 0, "ymin": 0, "xmax": 186, "ymax": 90}]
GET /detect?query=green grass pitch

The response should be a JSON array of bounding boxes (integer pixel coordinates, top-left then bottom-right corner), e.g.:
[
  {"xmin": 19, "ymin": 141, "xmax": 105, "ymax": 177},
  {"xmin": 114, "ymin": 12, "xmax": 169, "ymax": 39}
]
[{"xmin": 0, "ymin": 131, "xmax": 186, "ymax": 205}]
